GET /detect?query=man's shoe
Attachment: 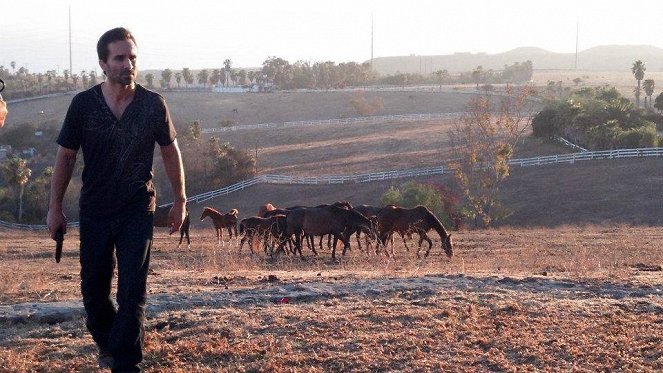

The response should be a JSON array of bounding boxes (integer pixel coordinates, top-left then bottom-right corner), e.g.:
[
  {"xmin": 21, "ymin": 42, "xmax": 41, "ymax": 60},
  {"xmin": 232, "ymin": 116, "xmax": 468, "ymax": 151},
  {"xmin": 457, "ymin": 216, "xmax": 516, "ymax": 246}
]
[{"xmin": 98, "ymin": 349, "xmax": 114, "ymax": 369}]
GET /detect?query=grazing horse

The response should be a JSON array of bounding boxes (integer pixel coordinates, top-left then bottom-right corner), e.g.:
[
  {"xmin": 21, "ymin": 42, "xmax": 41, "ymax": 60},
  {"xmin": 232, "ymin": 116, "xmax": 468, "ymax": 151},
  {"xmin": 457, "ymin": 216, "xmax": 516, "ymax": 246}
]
[
  {"xmin": 298, "ymin": 205, "xmax": 373, "ymax": 259},
  {"xmin": 376, "ymin": 205, "xmax": 453, "ymax": 258},
  {"xmin": 153, "ymin": 205, "xmax": 191, "ymax": 248},
  {"xmin": 239, "ymin": 215, "xmax": 289, "ymax": 255},
  {"xmin": 200, "ymin": 207, "xmax": 239, "ymax": 245},
  {"xmin": 258, "ymin": 203, "xmax": 276, "ymax": 218}
]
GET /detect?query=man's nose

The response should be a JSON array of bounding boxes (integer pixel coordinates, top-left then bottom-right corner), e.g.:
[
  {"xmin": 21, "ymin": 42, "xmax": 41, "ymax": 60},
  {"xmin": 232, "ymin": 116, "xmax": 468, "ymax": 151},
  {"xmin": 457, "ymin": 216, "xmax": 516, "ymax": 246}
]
[{"xmin": 124, "ymin": 58, "xmax": 134, "ymax": 70}]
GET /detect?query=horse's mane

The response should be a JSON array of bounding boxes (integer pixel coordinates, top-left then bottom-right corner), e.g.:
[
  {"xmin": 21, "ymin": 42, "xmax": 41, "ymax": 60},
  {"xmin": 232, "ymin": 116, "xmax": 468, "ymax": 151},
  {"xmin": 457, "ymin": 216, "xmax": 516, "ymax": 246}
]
[
  {"xmin": 417, "ymin": 206, "xmax": 449, "ymax": 238},
  {"xmin": 203, "ymin": 206, "xmax": 221, "ymax": 215}
]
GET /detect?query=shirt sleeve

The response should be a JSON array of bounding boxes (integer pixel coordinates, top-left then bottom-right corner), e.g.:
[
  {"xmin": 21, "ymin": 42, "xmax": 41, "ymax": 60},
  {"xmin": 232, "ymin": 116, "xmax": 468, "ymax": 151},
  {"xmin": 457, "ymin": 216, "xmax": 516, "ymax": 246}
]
[
  {"xmin": 155, "ymin": 96, "xmax": 177, "ymax": 146},
  {"xmin": 56, "ymin": 95, "xmax": 82, "ymax": 150}
]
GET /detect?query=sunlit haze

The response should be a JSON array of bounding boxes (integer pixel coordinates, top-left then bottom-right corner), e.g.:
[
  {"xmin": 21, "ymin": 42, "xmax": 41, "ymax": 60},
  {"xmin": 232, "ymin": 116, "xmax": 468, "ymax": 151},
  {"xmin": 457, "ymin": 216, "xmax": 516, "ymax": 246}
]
[{"xmin": 2, "ymin": 0, "xmax": 662, "ymax": 74}]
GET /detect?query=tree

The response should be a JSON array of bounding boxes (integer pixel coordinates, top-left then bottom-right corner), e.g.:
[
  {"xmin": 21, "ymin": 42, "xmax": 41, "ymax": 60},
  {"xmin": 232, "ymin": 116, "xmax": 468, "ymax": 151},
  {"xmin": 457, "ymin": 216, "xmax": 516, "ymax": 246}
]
[
  {"xmin": 654, "ymin": 92, "xmax": 663, "ymax": 113},
  {"xmin": 223, "ymin": 59, "xmax": 232, "ymax": 87},
  {"xmin": 197, "ymin": 69, "xmax": 209, "ymax": 87},
  {"xmin": 471, "ymin": 66, "xmax": 483, "ymax": 89},
  {"xmin": 81, "ymin": 70, "xmax": 89, "ymax": 88},
  {"xmin": 71, "ymin": 74, "xmax": 79, "ymax": 88},
  {"xmin": 144, "ymin": 73, "xmax": 155, "ymax": 88},
  {"xmin": 210, "ymin": 69, "xmax": 221, "ymax": 87},
  {"xmin": 1, "ymin": 156, "xmax": 32, "ymax": 222},
  {"xmin": 10, "ymin": 61, "xmax": 15, "ymax": 74},
  {"xmin": 63, "ymin": 69, "xmax": 70, "ymax": 89},
  {"xmin": 434, "ymin": 69, "xmax": 449, "ymax": 90},
  {"xmin": 631, "ymin": 60, "xmax": 646, "ymax": 107},
  {"xmin": 643, "ymin": 79, "xmax": 655, "ymax": 109},
  {"xmin": 89, "ymin": 70, "xmax": 98, "ymax": 87},
  {"xmin": 175, "ymin": 72, "xmax": 182, "ymax": 88},
  {"xmin": 161, "ymin": 69, "xmax": 173, "ymax": 89},
  {"xmin": 182, "ymin": 68, "xmax": 193, "ymax": 87},
  {"xmin": 449, "ymin": 87, "xmax": 533, "ymax": 227}
]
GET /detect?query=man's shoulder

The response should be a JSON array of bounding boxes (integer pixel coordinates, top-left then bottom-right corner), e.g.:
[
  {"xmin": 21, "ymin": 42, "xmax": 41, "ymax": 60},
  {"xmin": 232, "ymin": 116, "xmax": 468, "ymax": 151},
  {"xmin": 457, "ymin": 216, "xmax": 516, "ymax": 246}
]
[
  {"xmin": 137, "ymin": 84, "xmax": 167, "ymax": 106},
  {"xmin": 71, "ymin": 85, "xmax": 101, "ymax": 104}
]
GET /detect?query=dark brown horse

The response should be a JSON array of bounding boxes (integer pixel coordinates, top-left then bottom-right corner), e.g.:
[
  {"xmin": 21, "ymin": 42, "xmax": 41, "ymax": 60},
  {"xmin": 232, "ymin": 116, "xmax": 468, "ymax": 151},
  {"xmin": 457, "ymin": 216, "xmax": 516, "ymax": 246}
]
[
  {"xmin": 200, "ymin": 207, "xmax": 239, "ymax": 245},
  {"xmin": 297, "ymin": 205, "xmax": 373, "ymax": 259},
  {"xmin": 154, "ymin": 205, "xmax": 191, "ymax": 248},
  {"xmin": 239, "ymin": 215, "xmax": 289, "ymax": 255},
  {"xmin": 376, "ymin": 205, "xmax": 453, "ymax": 258}
]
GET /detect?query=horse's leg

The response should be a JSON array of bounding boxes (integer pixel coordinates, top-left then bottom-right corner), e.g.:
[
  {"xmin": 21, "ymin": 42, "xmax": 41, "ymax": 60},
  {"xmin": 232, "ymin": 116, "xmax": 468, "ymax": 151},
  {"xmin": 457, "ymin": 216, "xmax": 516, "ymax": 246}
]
[
  {"xmin": 331, "ymin": 235, "xmax": 338, "ymax": 259},
  {"xmin": 400, "ymin": 232, "xmax": 410, "ymax": 252},
  {"xmin": 327, "ymin": 234, "xmax": 332, "ymax": 250},
  {"xmin": 341, "ymin": 232, "xmax": 351, "ymax": 256},
  {"xmin": 423, "ymin": 233, "xmax": 433, "ymax": 257}
]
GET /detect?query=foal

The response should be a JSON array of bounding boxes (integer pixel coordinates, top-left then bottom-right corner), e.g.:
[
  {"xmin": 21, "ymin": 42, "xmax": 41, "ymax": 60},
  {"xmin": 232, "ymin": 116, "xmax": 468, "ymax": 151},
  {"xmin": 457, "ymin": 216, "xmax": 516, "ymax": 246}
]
[{"xmin": 200, "ymin": 207, "xmax": 239, "ymax": 246}]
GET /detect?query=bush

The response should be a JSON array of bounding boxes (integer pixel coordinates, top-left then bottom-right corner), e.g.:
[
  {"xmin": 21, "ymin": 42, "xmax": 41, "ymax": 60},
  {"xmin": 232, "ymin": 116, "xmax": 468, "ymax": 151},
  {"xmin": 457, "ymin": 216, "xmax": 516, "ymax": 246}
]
[
  {"xmin": 617, "ymin": 124, "xmax": 658, "ymax": 148},
  {"xmin": 380, "ymin": 181, "xmax": 461, "ymax": 229}
]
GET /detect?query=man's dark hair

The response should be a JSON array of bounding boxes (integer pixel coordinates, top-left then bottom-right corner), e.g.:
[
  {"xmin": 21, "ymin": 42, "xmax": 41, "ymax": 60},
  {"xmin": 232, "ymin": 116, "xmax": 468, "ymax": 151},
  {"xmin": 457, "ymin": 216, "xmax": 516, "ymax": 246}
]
[{"xmin": 97, "ymin": 27, "xmax": 137, "ymax": 62}]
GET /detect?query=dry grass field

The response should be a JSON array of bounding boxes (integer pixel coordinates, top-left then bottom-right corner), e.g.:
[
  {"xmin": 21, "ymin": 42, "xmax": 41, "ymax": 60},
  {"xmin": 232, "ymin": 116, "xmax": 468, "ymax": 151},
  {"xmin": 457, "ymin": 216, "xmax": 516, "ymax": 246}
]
[{"xmin": 0, "ymin": 225, "xmax": 661, "ymax": 372}]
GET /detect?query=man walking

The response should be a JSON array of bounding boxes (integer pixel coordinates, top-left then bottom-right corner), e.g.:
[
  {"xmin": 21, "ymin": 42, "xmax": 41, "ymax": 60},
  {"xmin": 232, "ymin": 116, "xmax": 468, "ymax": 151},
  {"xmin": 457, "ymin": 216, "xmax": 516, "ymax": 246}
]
[{"xmin": 47, "ymin": 27, "xmax": 186, "ymax": 372}]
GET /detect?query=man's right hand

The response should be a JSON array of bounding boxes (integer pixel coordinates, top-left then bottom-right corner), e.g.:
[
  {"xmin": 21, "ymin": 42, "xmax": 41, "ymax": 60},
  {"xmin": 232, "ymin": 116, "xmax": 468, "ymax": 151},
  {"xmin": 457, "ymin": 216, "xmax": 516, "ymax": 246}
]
[{"xmin": 47, "ymin": 208, "xmax": 67, "ymax": 240}]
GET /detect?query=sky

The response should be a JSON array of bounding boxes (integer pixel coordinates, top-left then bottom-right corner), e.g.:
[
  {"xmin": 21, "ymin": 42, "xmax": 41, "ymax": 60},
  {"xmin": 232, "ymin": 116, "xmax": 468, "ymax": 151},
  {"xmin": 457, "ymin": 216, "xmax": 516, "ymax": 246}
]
[{"xmin": 2, "ymin": 0, "xmax": 663, "ymax": 75}]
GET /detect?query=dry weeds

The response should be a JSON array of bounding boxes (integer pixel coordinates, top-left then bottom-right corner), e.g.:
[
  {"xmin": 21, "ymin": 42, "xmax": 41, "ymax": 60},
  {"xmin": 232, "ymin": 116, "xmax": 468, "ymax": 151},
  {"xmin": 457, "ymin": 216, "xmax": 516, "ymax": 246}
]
[{"xmin": 1, "ymin": 225, "xmax": 661, "ymax": 372}]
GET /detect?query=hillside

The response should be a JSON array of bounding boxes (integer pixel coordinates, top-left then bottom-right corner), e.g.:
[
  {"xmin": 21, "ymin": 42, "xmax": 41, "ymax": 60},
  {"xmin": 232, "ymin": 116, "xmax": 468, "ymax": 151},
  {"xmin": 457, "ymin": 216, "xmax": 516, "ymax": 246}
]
[{"xmin": 370, "ymin": 44, "xmax": 663, "ymax": 75}]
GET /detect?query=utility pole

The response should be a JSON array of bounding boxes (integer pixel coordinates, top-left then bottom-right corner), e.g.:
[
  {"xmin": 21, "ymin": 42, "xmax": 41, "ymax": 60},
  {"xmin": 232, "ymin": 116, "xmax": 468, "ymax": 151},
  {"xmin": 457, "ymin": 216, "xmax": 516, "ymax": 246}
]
[
  {"xmin": 69, "ymin": 6, "xmax": 73, "ymax": 78},
  {"xmin": 575, "ymin": 20, "xmax": 579, "ymax": 71},
  {"xmin": 370, "ymin": 15, "xmax": 374, "ymax": 67}
]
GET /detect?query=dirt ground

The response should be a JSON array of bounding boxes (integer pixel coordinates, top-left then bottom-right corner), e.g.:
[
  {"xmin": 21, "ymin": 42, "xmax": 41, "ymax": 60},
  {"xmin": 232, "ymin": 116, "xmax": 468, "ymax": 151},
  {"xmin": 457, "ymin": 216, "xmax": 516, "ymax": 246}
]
[{"xmin": 0, "ymin": 225, "xmax": 661, "ymax": 372}]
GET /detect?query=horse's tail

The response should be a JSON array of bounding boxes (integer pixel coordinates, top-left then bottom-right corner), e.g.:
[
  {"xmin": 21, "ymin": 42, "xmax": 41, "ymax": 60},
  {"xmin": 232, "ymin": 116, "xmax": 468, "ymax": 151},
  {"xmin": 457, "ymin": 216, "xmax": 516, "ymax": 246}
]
[{"xmin": 230, "ymin": 208, "xmax": 238, "ymax": 216}]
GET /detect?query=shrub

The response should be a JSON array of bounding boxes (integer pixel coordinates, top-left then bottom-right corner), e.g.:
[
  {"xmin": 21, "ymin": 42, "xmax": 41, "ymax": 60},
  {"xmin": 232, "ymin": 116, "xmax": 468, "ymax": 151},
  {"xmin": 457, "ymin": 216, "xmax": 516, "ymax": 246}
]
[{"xmin": 380, "ymin": 181, "xmax": 461, "ymax": 229}]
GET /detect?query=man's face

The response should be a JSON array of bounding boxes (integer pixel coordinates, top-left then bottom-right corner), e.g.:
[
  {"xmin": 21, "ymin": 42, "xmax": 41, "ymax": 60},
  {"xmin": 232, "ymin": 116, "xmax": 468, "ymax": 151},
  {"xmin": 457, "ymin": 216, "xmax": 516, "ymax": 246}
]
[{"xmin": 99, "ymin": 39, "xmax": 137, "ymax": 86}]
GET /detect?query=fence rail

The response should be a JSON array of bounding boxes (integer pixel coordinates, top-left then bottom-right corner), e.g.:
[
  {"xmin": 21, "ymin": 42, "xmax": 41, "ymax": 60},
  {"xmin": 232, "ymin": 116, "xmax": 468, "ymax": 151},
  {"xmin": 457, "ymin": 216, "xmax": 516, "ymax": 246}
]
[
  {"xmin": 201, "ymin": 113, "xmax": 463, "ymax": 134},
  {"xmin": 3, "ymin": 147, "xmax": 662, "ymax": 230}
]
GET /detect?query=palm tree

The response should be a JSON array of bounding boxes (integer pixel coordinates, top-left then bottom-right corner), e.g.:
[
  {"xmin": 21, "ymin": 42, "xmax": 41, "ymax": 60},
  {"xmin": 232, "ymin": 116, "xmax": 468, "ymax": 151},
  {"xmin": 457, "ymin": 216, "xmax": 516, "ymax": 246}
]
[
  {"xmin": 161, "ymin": 69, "xmax": 173, "ymax": 89},
  {"xmin": 223, "ymin": 59, "xmax": 232, "ymax": 87},
  {"xmin": 10, "ymin": 61, "xmax": 16, "ymax": 74},
  {"xmin": 643, "ymin": 79, "xmax": 655, "ymax": 109},
  {"xmin": 175, "ymin": 72, "xmax": 182, "ymax": 88},
  {"xmin": 1, "ymin": 157, "xmax": 32, "ymax": 222},
  {"xmin": 182, "ymin": 68, "xmax": 192, "ymax": 88},
  {"xmin": 471, "ymin": 66, "xmax": 483, "ymax": 90},
  {"xmin": 145, "ymin": 73, "xmax": 154, "ymax": 88},
  {"xmin": 631, "ymin": 60, "xmax": 646, "ymax": 107}
]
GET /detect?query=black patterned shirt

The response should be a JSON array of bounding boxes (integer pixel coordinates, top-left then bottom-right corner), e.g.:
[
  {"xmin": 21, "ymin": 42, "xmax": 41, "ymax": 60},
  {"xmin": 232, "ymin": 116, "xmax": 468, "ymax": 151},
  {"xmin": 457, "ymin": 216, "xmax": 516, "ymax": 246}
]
[{"xmin": 57, "ymin": 84, "xmax": 176, "ymax": 218}]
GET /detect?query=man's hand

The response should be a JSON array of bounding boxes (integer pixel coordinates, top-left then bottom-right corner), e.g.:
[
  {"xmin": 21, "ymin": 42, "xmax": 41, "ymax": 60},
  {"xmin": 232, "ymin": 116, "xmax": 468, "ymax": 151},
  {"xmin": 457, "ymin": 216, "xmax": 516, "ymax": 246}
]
[
  {"xmin": 47, "ymin": 208, "xmax": 67, "ymax": 240},
  {"xmin": 168, "ymin": 202, "xmax": 186, "ymax": 235}
]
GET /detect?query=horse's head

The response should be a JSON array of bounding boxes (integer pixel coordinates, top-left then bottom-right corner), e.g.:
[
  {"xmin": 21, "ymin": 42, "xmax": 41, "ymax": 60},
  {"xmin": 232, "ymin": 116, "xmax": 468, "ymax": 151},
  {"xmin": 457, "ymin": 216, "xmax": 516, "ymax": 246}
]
[
  {"xmin": 200, "ymin": 208, "xmax": 209, "ymax": 221},
  {"xmin": 442, "ymin": 234, "xmax": 454, "ymax": 258}
]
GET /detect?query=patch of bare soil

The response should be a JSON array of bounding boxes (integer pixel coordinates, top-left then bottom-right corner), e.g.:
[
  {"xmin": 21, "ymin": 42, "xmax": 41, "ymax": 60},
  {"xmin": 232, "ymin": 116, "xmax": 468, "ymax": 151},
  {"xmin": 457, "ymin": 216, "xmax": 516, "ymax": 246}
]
[{"xmin": 0, "ymin": 226, "xmax": 661, "ymax": 371}]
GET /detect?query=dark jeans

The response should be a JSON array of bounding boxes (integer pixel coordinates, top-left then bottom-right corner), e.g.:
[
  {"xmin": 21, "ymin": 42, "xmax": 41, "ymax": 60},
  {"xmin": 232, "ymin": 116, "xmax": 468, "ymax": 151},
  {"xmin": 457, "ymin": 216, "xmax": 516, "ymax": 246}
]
[{"xmin": 79, "ymin": 210, "xmax": 153, "ymax": 373}]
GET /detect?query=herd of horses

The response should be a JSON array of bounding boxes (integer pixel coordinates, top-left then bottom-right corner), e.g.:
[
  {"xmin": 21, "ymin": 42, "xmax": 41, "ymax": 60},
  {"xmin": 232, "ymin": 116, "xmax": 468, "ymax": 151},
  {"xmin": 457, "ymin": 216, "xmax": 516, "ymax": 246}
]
[{"xmin": 153, "ymin": 202, "xmax": 454, "ymax": 259}]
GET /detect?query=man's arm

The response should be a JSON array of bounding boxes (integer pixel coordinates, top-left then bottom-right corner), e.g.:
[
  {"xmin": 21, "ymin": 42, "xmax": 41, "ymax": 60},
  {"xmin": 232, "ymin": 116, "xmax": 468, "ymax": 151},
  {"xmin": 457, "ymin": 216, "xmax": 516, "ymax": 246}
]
[
  {"xmin": 160, "ymin": 139, "xmax": 187, "ymax": 234},
  {"xmin": 47, "ymin": 146, "xmax": 77, "ymax": 240}
]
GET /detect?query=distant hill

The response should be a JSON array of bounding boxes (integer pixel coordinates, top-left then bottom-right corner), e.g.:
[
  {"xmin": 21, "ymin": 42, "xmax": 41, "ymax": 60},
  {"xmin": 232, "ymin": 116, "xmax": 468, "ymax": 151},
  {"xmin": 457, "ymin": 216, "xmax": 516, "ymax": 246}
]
[{"xmin": 369, "ymin": 45, "xmax": 663, "ymax": 75}]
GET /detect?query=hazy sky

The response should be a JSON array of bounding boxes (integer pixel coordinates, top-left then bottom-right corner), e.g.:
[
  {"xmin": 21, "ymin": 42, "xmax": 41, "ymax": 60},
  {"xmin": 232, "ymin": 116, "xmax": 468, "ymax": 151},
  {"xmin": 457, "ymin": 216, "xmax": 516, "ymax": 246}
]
[{"xmin": 2, "ymin": 0, "xmax": 663, "ymax": 74}]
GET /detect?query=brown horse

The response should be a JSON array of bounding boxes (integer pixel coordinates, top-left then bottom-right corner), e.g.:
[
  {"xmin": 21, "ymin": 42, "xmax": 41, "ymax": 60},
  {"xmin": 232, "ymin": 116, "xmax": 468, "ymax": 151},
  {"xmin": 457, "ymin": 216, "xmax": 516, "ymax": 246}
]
[
  {"xmin": 297, "ymin": 205, "xmax": 373, "ymax": 259},
  {"xmin": 238, "ymin": 215, "xmax": 289, "ymax": 255},
  {"xmin": 376, "ymin": 205, "xmax": 453, "ymax": 258},
  {"xmin": 200, "ymin": 207, "xmax": 239, "ymax": 245},
  {"xmin": 258, "ymin": 203, "xmax": 276, "ymax": 218},
  {"xmin": 153, "ymin": 205, "xmax": 191, "ymax": 248}
]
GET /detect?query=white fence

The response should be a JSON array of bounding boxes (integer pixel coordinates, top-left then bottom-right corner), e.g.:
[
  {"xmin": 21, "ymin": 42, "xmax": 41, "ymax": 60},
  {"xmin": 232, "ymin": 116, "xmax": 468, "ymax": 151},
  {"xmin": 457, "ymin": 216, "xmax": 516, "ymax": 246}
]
[
  {"xmin": 201, "ymin": 113, "xmax": 463, "ymax": 134},
  {"xmin": 3, "ymin": 147, "xmax": 662, "ymax": 230}
]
